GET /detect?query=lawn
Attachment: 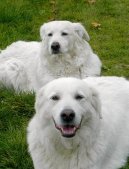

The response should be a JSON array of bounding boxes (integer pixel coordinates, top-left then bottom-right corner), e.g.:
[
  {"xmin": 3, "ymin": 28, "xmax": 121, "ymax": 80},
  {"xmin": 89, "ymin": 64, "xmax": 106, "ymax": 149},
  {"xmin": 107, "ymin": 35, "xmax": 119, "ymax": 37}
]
[{"xmin": 0, "ymin": 0, "xmax": 129, "ymax": 168}]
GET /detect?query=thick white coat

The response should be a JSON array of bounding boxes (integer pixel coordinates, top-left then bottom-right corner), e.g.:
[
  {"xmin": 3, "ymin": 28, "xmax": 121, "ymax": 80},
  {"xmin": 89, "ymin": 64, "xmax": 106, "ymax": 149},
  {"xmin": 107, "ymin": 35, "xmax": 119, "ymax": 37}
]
[
  {"xmin": 27, "ymin": 77, "xmax": 129, "ymax": 169},
  {"xmin": 0, "ymin": 21, "xmax": 101, "ymax": 92}
]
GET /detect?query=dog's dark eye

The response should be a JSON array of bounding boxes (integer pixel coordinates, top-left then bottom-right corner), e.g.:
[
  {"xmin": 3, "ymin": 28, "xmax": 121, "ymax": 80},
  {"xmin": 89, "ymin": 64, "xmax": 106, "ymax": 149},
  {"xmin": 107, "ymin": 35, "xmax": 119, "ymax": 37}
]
[
  {"xmin": 50, "ymin": 95, "xmax": 60, "ymax": 101},
  {"xmin": 75, "ymin": 94, "xmax": 84, "ymax": 100},
  {"xmin": 62, "ymin": 32, "xmax": 68, "ymax": 36},
  {"xmin": 48, "ymin": 33, "xmax": 53, "ymax": 37}
]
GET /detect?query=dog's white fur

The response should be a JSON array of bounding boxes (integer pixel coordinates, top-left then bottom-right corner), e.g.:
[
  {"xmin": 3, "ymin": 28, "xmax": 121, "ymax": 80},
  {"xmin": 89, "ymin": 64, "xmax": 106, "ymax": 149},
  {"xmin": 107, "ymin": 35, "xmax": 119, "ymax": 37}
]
[
  {"xmin": 27, "ymin": 77, "xmax": 129, "ymax": 169},
  {"xmin": 0, "ymin": 21, "xmax": 101, "ymax": 92}
]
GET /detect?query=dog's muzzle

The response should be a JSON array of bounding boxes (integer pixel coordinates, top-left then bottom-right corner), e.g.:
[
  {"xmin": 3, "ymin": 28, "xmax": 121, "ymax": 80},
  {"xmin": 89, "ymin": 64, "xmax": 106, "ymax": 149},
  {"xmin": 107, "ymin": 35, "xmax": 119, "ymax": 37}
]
[
  {"xmin": 51, "ymin": 42, "xmax": 60, "ymax": 54},
  {"xmin": 53, "ymin": 109, "xmax": 81, "ymax": 138}
]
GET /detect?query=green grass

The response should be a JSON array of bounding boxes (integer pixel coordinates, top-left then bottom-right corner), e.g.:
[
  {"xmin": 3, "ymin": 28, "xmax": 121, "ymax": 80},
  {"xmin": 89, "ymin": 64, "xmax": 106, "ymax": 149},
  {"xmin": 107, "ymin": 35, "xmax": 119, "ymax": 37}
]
[
  {"xmin": 0, "ymin": 0, "xmax": 129, "ymax": 168},
  {"xmin": 0, "ymin": 87, "xmax": 35, "ymax": 169}
]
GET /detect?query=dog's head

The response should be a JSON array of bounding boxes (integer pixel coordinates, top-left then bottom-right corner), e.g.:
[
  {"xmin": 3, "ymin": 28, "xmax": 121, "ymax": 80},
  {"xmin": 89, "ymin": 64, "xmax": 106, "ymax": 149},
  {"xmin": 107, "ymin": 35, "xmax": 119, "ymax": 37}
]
[
  {"xmin": 35, "ymin": 78, "xmax": 101, "ymax": 138},
  {"xmin": 40, "ymin": 21, "xmax": 90, "ymax": 55}
]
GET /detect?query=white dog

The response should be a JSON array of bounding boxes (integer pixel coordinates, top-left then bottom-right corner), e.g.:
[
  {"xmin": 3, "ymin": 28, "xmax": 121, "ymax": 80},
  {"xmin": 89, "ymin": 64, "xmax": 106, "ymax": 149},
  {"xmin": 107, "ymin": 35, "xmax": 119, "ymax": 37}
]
[
  {"xmin": 27, "ymin": 77, "xmax": 129, "ymax": 169},
  {"xmin": 0, "ymin": 21, "xmax": 101, "ymax": 92}
]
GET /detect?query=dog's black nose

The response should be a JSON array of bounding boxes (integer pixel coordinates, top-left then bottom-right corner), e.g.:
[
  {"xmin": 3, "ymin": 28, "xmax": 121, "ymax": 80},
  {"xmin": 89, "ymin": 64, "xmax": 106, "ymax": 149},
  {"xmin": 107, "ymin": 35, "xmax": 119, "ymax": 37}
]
[
  {"xmin": 51, "ymin": 42, "xmax": 60, "ymax": 53},
  {"xmin": 61, "ymin": 109, "xmax": 75, "ymax": 123}
]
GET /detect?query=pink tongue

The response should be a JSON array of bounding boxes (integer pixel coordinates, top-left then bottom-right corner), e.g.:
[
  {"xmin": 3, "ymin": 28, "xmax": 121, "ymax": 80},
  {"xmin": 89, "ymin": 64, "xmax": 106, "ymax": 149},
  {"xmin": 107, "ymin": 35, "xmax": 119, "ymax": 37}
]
[{"xmin": 61, "ymin": 126, "xmax": 76, "ymax": 134}]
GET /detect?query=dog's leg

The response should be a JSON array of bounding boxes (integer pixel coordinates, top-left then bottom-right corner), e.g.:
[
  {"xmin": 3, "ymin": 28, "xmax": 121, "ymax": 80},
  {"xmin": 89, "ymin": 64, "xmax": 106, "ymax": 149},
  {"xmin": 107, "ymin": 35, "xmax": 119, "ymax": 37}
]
[
  {"xmin": 29, "ymin": 147, "xmax": 46, "ymax": 169},
  {"xmin": 0, "ymin": 59, "xmax": 30, "ymax": 92}
]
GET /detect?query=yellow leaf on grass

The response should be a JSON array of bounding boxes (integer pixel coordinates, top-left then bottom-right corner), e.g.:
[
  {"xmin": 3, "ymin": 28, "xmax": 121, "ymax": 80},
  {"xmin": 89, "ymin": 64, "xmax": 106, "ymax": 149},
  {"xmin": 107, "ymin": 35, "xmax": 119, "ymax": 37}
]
[
  {"xmin": 87, "ymin": 0, "xmax": 96, "ymax": 4},
  {"xmin": 91, "ymin": 22, "xmax": 101, "ymax": 29},
  {"xmin": 50, "ymin": 0, "xmax": 56, "ymax": 5}
]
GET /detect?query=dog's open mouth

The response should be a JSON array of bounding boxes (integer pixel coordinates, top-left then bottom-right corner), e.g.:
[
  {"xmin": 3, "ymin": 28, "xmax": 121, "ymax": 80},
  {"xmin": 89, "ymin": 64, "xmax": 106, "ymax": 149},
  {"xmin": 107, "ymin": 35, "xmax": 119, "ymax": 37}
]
[{"xmin": 55, "ymin": 124, "xmax": 80, "ymax": 138}]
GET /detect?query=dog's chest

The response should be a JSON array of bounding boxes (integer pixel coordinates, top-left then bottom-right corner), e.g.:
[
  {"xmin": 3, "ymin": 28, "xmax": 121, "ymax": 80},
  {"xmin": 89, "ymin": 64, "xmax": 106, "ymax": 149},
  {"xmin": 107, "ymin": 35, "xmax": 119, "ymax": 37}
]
[
  {"xmin": 47, "ymin": 60, "xmax": 83, "ymax": 78},
  {"xmin": 42, "ymin": 142, "xmax": 99, "ymax": 169}
]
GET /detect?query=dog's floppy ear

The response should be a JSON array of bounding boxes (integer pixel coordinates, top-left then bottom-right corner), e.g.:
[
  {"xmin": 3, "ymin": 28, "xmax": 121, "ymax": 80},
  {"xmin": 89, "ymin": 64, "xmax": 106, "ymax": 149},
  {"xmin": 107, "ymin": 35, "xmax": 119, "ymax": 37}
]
[
  {"xmin": 90, "ymin": 87, "xmax": 102, "ymax": 119},
  {"xmin": 40, "ymin": 23, "xmax": 46, "ymax": 40},
  {"xmin": 72, "ymin": 23, "xmax": 90, "ymax": 41}
]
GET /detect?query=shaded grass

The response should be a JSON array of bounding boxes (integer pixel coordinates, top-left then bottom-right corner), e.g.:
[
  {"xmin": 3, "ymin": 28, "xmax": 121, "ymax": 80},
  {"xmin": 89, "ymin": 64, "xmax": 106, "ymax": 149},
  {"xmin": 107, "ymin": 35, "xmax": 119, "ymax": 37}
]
[{"xmin": 0, "ymin": 0, "xmax": 129, "ymax": 168}]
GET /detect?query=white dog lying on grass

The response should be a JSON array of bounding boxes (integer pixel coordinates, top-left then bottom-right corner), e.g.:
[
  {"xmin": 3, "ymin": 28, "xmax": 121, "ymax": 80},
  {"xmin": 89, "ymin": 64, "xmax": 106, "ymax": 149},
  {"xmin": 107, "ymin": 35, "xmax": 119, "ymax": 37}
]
[
  {"xmin": 0, "ymin": 21, "xmax": 101, "ymax": 92},
  {"xmin": 27, "ymin": 77, "xmax": 129, "ymax": 169}
]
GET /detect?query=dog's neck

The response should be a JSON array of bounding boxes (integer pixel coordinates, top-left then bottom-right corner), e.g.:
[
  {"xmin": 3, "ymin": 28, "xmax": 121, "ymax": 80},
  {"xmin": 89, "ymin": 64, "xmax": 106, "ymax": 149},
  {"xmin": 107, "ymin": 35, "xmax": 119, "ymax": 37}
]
[
  {"xmin": 41, "ymin": 124, "xmax": 102, "ymax": 169},
  {"xmin": 35, "ymin": 40, "xmax": 93, "ymax": 87},
  {"xmin": 38, "ymin": 51, "xmax": 84, "ymax": 79}
]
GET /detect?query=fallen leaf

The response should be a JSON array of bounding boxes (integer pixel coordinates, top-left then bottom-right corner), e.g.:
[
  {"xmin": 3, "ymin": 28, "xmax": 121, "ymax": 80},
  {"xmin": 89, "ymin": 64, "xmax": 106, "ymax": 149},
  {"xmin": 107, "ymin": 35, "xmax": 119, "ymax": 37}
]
[
  {"xmin": 91, "ymin": 22, "xmax": 101, "ymax": 29},
  {"xmin": 50, "ymin": 0, "xmax": 56, "ymax": 5},
  {"xmin": 87, "ymin": 0, "xmax": 96, "ymax": 4}
]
